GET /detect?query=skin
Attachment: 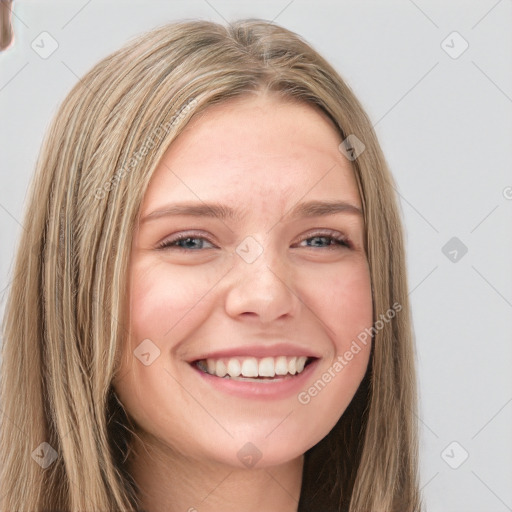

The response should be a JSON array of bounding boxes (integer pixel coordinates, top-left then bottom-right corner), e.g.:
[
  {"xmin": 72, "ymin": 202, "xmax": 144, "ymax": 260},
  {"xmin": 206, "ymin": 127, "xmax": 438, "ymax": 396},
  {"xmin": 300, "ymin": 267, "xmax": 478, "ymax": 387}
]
[{"xmin": 112, "ymin": 93, "xmax": 373, "ymax": 512}]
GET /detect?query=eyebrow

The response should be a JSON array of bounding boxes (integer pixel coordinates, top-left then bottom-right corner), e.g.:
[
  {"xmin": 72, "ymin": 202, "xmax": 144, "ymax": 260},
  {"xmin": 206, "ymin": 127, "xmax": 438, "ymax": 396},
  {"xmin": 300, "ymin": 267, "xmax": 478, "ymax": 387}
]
[{"xmin": 140, "ymin": 199, "xmax": 363, "ymax": 224}]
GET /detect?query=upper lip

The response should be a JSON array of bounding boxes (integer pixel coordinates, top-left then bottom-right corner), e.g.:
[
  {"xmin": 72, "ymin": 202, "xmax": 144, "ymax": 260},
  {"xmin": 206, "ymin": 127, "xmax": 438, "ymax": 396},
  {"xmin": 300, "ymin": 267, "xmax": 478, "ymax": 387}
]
[{"xmin": 187, "ymin": 343, "xmax": 321, "ymax": 362}]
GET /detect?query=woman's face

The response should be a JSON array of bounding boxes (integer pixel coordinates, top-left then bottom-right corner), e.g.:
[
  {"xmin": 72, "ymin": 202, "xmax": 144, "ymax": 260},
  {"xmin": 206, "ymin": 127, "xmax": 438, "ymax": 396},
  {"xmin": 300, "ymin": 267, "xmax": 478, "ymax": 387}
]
[{"xmin": 113, "ymin": 94, "xmax": 373, "ymax": 468}]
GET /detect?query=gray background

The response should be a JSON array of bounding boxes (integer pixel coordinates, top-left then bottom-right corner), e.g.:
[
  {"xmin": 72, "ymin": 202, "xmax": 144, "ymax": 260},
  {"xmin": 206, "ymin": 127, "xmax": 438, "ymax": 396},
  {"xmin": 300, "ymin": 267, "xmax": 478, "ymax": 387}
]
[{"xmin": 1, "ymin": 1, "xmax": 511, "ymax": 510}]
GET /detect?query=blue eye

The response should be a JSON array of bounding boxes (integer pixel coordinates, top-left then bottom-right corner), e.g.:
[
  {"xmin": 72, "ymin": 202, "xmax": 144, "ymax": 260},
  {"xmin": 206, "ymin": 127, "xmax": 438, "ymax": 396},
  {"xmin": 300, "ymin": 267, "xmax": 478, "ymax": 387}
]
[
  {"xmin": 299, "ymin": 234, "xmax": 351, "ymax": 249},
  {"xmin": 157, "ymin": 234, "xmax": 215, "ymax": 251},
  {"xmin": 156, "ymin": 231, "xmax": 352, "ymax": 252}
]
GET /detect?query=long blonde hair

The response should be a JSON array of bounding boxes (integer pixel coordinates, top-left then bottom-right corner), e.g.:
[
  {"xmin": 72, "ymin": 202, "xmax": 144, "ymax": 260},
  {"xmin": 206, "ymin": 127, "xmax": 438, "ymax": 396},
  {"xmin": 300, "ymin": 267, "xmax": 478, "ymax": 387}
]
[
  {"xmin": 0, "ymin": 0, "xmax": 14, "ymax": 51},
  {"xmin": 0, "ymin": 19, "xmax": 421, "ymax": 511}
]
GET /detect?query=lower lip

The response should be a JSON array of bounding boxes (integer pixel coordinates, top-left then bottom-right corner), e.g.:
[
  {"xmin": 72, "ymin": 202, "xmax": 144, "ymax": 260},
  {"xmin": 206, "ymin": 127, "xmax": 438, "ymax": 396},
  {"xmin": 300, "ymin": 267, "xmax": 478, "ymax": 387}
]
[{"xmin": 190, "ymin": 359, "xmax": 320, "ymax": 399}]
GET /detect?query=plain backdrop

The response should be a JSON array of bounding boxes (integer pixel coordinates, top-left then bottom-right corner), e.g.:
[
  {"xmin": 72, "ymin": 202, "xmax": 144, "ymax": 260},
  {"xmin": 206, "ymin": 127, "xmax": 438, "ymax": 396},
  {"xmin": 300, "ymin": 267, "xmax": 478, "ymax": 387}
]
[{"xmin": 1, "ymin": 1, "xmax": 511, "ymax": 510}]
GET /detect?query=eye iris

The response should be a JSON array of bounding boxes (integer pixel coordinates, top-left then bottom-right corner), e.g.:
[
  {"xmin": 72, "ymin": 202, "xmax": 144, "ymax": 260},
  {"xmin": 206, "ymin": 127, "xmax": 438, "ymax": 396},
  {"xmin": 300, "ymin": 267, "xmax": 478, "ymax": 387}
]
[
  {"xmin": 180, "ymin": 237, "xmax": 201, "ymax": 249},
  {"xmin": 309, "ymin": 236, "xmax": 329, "ymax": 247},
  {"xmin": 307, "ymin": 235, "xmax": 346, "ymax": 248}
]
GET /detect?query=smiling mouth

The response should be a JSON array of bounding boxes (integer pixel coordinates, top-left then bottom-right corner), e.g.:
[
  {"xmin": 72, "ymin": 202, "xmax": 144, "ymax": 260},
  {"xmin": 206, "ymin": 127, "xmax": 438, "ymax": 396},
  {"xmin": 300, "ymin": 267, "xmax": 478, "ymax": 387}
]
[{"xmin": 193, "ymin": 355, "xmax": 316, "ymax": 381}]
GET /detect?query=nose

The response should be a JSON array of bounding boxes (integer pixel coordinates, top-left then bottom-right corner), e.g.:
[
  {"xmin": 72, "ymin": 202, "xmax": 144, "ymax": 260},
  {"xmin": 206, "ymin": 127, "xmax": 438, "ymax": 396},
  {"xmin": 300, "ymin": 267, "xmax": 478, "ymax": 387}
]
[{"xmin": 224, "ymin": 240, "xmax": 300, "ymax": 324}]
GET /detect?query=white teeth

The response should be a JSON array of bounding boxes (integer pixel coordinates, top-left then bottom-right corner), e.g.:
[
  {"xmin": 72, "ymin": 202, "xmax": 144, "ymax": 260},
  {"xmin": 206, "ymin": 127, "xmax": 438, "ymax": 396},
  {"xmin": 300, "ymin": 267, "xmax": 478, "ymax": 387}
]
[
  {"xmin": 216, "ymin": 360, "xmax": 228, "ymax": 377},
  {"xmin": 227, "ymin": 359, "xmax": 241, "ymax": 377},
  {"xmin": 258, "ymin": 357, "xmax": 275, "ymax": 377},
  {"xmin": 197, "ymin": 355, "xmax": 310, "ymax": 378},
  {"xmin": 274, "ymin": 356, "xmax": 288, "ymax": 376},
  {"xmin": 207, "ymin": 359, "xmax": 216, "ymax": 374},
  {"xmin": 241, "ymin": 358, "xmax": 258, "ymax": 377}
]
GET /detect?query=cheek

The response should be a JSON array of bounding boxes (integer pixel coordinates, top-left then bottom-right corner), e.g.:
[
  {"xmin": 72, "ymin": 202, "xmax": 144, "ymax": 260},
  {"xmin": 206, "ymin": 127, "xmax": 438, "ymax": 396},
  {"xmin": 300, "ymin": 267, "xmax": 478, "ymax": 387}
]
[
  {"xmin": 296, "ymin": 260, "xmax": 372, "ymax": 421},
  {"xmin": 307, "ymin": 257, "xmax": 373, "ymax": 344},
  {"xmin": 128, "ymin": 262, "xmax": 214, "ymax": 343},
  {"xmin": 115, "ymin": 263, "xmax": 217, "ymax": 434}
]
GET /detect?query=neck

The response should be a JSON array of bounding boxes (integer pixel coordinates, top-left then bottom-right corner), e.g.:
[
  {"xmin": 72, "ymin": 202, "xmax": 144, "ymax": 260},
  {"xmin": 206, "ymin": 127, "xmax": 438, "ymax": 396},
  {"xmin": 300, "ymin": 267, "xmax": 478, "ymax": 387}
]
[{"xmin": 129, "ymin": 433, "xmax": 304, "ymax": 512}]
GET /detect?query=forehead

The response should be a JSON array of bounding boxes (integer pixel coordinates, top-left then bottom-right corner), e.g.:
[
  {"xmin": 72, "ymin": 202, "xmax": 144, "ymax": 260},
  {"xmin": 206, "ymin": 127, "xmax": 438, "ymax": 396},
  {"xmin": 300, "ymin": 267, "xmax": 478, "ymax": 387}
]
[
  {"xmin": 167, "ymin": 93, "xmax": 343, "ymax": 164},
  {"xmin": 139, "ymin": 94, "xmax": 361, "ymax": 219}
]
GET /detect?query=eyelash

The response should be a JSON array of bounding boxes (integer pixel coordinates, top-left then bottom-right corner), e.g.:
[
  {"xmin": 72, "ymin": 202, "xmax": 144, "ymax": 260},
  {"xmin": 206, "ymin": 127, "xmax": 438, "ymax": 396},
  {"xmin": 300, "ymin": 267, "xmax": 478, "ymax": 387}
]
[{"xmin": 156, "ymin": 230, "xmax": 352, "ymax": 251}]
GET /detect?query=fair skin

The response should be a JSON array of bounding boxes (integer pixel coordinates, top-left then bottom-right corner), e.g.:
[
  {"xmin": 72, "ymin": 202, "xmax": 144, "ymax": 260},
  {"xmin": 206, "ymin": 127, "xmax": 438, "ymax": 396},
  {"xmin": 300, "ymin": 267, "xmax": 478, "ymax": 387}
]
[{"xmin": 112, "ymin": 93, "xmax": 373, "ymax": 512}]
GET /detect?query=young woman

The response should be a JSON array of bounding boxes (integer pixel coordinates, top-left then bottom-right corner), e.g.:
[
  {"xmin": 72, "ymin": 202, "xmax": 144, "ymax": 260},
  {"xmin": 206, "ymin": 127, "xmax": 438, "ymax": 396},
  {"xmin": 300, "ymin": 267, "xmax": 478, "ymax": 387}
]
[{"xmin": 0, "ymin": 19, "xmax": 421, "ymax": 512}]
